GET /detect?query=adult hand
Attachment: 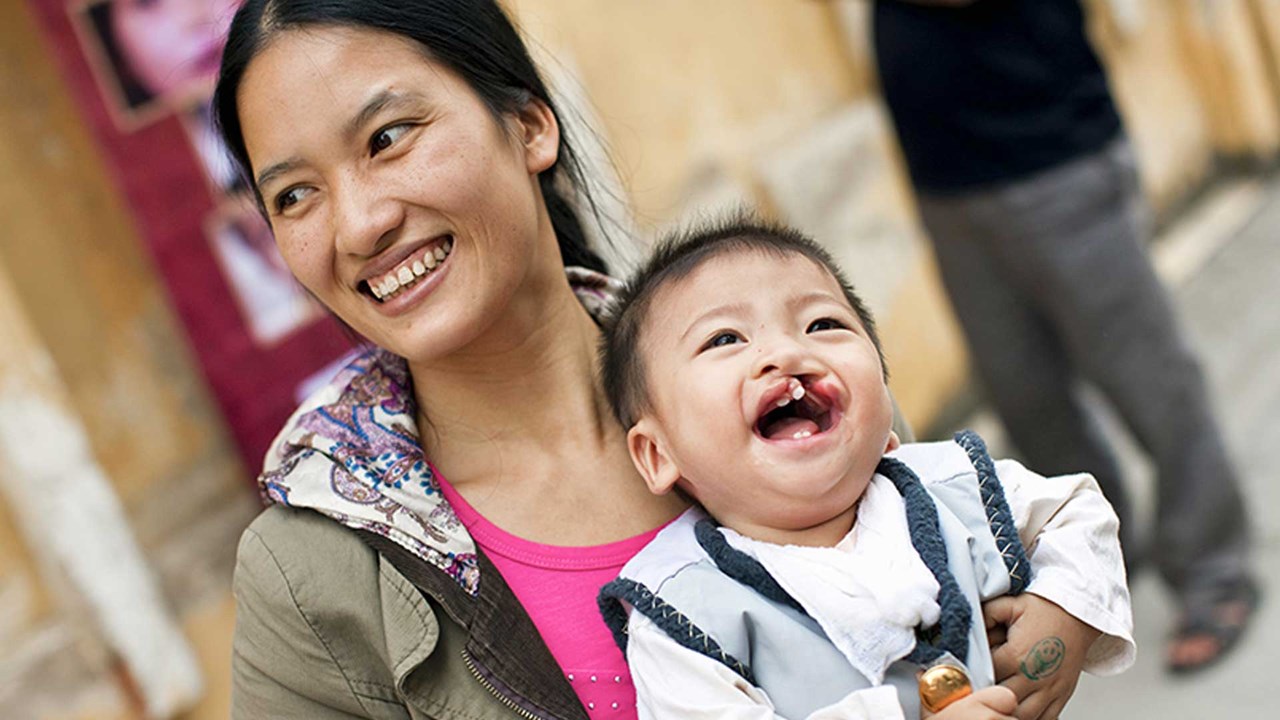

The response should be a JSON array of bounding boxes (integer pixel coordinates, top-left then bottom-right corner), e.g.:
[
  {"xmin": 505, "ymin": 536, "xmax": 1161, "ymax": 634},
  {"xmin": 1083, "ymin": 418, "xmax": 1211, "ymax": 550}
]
[
  {"xmin": 922, "ymin": 686, "xmax": 1017, "ymax": 720},
  {"xmin": 983, "ymin": 594, "xmax": 1101, "ymax": 720}
]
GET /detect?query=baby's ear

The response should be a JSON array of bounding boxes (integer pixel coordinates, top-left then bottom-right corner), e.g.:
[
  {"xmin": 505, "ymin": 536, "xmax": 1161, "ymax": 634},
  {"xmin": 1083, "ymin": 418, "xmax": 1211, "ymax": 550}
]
[
  {"xmin": 627, "ymin": 420, "xmax": 681, "ymax": 496},
  {"xmin": 885, "ymin": 430, "xmax": 901, "ymax": 453}
]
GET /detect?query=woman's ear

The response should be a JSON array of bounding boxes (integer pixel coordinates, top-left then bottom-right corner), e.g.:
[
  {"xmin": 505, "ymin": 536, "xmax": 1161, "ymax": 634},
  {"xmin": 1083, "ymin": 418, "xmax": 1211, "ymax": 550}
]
[
  {"xmin": 627, "ymin": 420, "xmax": 682, "ymax": 496},
  {"xmin": 512, "ymin": 97, "xmax": 559, "ymax": 174}
]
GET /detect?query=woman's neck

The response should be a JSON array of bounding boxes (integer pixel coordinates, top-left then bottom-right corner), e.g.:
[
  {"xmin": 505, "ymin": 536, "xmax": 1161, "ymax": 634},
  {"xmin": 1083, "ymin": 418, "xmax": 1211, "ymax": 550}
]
[
  {"xmin": 407, "ymin": 276, "xmax": 686, "ymax": 543},
  {"xmin": 408, "ymin": 271, "xmax": 601, "ymax": 444}
]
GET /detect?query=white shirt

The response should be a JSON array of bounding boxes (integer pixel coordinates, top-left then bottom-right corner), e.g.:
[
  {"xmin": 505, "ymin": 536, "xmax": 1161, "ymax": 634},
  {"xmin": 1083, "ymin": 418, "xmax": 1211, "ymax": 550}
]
[{"xmin": 627, "ymin": 455, "xmax": 1135, "ymax": 720}]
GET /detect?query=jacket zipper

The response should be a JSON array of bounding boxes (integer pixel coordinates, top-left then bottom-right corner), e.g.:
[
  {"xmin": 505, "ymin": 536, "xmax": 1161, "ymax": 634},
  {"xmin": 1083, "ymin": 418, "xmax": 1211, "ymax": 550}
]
[{"xmin": 461, "ymin": 648, "xmax": 551, "ymax": 720}]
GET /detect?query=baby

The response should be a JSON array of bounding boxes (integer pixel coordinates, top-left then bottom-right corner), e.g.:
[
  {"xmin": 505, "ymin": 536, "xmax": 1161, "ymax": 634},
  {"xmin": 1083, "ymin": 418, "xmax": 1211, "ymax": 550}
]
[{"xmin": 597, "ymin": 218, "xmax": 1135, "ymax": 719}]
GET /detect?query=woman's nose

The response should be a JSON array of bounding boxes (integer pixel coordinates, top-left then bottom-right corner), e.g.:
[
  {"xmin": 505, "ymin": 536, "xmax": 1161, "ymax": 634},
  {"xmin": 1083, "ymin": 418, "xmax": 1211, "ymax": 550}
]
[{"xmin": 332, "ymin": 175, "xmax": 404, "ymax": 257}]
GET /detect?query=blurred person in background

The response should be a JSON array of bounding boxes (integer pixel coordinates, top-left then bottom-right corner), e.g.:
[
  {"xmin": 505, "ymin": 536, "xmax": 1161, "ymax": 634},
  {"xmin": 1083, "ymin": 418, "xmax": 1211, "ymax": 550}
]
[
  {"xmin": 214, "ymin": 0, "xmax": 1103, "ymax": 717},
  {"xmin": 872, "ymin": 0, "xmax": 1259, "ymax": 674}
]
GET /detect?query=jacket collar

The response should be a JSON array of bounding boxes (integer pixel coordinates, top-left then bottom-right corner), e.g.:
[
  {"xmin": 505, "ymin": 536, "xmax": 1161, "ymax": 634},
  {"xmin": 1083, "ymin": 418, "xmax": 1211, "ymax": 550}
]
[{"xmin": 257, "ymin": 267, "xmax": 624, "ymax": 598}]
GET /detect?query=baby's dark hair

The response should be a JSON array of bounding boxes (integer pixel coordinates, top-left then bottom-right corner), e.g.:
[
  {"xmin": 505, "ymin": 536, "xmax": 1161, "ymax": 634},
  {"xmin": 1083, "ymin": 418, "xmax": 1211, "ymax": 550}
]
[{"xmin": 600, "ymin": 213, "xmax": 886, "ymax": 429}]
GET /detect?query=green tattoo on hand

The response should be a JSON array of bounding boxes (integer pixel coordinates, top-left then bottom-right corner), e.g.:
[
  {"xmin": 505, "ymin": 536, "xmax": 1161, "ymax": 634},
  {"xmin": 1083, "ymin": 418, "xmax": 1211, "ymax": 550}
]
[{"xmin": 1019, "ymin": 637, "xmax": 1066, "ymax": 681}]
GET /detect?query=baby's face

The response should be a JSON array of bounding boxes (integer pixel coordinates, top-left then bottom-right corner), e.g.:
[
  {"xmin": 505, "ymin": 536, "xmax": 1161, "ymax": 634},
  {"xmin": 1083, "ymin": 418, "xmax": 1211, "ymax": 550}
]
[{"xmin": 629, "ymin": 250, "xmax": 898, "ymax": 546}]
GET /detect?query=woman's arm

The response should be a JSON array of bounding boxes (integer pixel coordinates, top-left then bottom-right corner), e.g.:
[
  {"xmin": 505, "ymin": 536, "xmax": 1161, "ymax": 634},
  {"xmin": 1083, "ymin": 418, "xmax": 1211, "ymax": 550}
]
[{"xmin": 628, "ymin": 614, "xmax": 905, "ymax": 720}]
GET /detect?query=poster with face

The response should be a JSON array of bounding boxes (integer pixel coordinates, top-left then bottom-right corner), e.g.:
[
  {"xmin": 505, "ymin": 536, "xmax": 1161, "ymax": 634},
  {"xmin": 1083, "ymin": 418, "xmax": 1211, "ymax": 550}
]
[
  {"xmin": 36, "ymin": 0, "xmax": 355, "ymax": 469},
  {"xmin": 206, "ymin": 202, "xmax": 321, "ymax": 345},
  {"xmin": 71, "ymin": 0, "xmax": 237, "ymax": 124}
]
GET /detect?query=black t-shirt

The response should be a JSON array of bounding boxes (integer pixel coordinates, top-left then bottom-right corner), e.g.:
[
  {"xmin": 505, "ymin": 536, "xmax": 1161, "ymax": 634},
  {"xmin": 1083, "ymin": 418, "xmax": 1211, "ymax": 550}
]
[{"xmin": 873, "ymin": 0, "xmax": 1122, "ymax": 193}]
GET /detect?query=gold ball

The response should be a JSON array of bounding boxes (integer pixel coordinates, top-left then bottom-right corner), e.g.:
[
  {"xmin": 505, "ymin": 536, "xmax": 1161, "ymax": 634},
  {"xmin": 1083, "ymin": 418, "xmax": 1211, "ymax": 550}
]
[{"xmin": 918, "ymin": 664, "xmax": 973, "ymax": 713}]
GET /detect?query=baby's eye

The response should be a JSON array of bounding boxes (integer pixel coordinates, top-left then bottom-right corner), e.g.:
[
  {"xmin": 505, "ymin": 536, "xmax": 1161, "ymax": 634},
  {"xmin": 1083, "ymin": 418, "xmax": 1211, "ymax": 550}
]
[
  {"xmin": 702, "ymin": 331, "xmax": 744, "ymax": 351},
  {"xmin": 807, "ymin": 317, "xmax": 847, "ymax": 333},
  {"xmin": 370, "ymin": 124, "xmax": 412, "ymax": 156},
  {"xmin": 274, "ymin": 186, "xmax": 312, "ymax": 213}
]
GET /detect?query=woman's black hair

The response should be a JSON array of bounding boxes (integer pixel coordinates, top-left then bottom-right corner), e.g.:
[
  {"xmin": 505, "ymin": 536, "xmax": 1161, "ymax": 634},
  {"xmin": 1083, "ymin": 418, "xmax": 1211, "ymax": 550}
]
[{"xmin": 212, "ymin": 0, "xmax": 608, "ymax": 273}]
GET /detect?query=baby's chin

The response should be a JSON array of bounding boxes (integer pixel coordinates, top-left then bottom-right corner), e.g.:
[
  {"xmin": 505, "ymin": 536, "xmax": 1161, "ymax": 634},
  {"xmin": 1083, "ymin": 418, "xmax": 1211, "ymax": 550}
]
[{"xmin": 727, "ymin": 504, "xmax": 864, "ymax": 548}]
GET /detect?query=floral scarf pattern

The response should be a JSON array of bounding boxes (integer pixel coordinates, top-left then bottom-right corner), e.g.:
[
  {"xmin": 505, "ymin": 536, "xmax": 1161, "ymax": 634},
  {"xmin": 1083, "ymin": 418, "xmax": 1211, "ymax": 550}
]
[{"xmin": 258, "ymin": 267, "xmax": 624, "ymax": 596}]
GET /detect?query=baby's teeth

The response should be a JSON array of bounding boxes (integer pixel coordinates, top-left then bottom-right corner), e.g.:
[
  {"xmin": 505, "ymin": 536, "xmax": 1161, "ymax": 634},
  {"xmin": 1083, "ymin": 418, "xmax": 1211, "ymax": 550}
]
[
  {"xmin": 792, "ymin": 430, "xmax": 812, "ymax": 439},
  {"xmin": 776, "ymin": 397, "xmax": 790, "ymax": 408},
  {"xmin": 397, "ymin": 267, "xmax": 414, "ymax": 284},
  {"xmin": 791, "ymin": 383, "xmax": 805, "ymax": 401},
  {"xmin": 412, "ymin": 260, "xmax": 426, "ymax": 276}
]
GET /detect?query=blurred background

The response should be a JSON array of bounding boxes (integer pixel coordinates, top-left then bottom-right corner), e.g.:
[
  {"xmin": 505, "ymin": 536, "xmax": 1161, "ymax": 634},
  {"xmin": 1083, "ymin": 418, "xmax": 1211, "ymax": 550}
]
[{"xmin": 0, "ymin": 0, "xmax": 1276, "ymax": 717}]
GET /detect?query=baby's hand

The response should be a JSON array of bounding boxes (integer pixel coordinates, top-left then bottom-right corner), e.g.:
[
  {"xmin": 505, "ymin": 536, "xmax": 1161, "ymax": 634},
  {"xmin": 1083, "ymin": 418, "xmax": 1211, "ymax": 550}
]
[{"xmin": 922, "ymin": 686, "xmax": 1017, "ymax": 720}]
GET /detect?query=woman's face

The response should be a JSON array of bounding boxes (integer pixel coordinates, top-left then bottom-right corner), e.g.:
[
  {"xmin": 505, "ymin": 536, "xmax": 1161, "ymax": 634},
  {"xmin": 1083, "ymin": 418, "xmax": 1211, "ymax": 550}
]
[
  {"xmin": 237, "ymin": 26, "xmax": 563, "ymax": 361},
  {"xmin": 110, "ymin": 0, "xmax": 239, "ymax": 99}
]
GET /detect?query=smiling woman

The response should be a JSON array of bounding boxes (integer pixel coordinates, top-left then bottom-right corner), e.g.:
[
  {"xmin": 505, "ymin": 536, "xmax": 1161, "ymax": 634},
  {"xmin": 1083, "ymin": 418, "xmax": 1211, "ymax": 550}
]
[
  {"xmin": 212, "ymin": 2, "xmax": 1102, "ymax": 719},
  {"xmin": 236, "ymin": 27, "xmax": 568, "ymax": 355},
  {"xmin": 214, "ymin": 2, "xmax": 687, "ymax": 718}
]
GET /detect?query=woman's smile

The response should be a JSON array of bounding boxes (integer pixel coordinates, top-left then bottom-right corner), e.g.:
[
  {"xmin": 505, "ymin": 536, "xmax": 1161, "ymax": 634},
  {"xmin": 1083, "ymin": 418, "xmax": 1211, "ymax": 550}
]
[{"xmin": 363, "ymin": 236, "xmax": 452, "ymax": 302}]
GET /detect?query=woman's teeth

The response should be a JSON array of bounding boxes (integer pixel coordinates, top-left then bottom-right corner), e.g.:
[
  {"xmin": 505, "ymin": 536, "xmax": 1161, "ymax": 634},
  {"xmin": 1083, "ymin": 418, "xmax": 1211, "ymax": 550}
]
[{"xmin": 369, "ymin": 239, "xmax": 452, "ymax": 301}]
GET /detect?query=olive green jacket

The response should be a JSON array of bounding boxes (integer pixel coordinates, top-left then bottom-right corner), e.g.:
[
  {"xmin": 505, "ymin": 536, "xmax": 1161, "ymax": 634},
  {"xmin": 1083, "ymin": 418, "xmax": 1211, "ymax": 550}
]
[{"xmin": 231, "ymin": 505, "xmax": 587, "ymax": 719}]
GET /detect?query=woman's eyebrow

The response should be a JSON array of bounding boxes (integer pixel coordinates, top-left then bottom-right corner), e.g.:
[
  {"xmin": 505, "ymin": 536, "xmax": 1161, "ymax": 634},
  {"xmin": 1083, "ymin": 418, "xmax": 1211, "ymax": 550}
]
[
  {"xmin": 343, "ymin": 89, "xmax": 425, "ymax": 142},
  {"xmin": 255, "ymin": 91, "xmax": 429, "ymax": 192},
  {"xmin": 256, "ymin": 157, "xmax": 302, "ymax": 193}
]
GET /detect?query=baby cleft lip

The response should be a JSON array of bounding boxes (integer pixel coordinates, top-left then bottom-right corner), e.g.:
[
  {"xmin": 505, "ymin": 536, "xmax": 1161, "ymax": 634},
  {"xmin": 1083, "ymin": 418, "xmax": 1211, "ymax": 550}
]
[{"xmin": 752, "ymin": 376, "xmax": 843, "ymax": 441}]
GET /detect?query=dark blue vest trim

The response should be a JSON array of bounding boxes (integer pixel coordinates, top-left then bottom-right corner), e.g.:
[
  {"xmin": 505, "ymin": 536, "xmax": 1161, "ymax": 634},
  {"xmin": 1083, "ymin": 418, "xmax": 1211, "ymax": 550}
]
[
  {"xmin": 876, "ymin": 456, "xmax": 973, "ymax": 664},
  {"xmin": 954, "ymin": 430, "xmax": 1034, "ymax": 594},
  {"xmin": 597, "ymin": 577, "xmax": 756, "ymax": 684},
  {"xmin": 694, "ymin": 518, "xmax": 806, "ymax": 613},
  {"xmin": 599, "ymin": 435, "xmax": 1025, "ymax": 679}
]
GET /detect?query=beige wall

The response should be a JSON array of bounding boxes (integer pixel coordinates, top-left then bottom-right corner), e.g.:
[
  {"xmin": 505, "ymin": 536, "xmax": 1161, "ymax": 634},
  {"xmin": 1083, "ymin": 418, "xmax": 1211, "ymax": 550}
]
[
  {"xmin": 0, "ymin": 1, "xmax": 254, "ymax": 716},
  {"xmin": 506, "ymin": 0, "xmax": 1280, "ymax": 429}
]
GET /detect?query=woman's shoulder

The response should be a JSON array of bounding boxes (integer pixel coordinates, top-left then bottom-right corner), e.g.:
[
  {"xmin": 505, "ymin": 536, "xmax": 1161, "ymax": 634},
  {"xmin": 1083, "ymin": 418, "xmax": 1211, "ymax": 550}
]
[
  {"xmin": 234, "ymin": 505, "xmax": 387, "ymax": 626},
  {"xmin": 238, "ymin": 504, "xmax": 379, "ymax": 575}
]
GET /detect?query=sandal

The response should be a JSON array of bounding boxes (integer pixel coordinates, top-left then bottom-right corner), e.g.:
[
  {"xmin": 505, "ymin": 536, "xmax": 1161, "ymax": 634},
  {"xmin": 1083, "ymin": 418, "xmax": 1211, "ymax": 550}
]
[{"xmin": 1166, "ymin": 577, "xmax": 1261, "ymax": 675}]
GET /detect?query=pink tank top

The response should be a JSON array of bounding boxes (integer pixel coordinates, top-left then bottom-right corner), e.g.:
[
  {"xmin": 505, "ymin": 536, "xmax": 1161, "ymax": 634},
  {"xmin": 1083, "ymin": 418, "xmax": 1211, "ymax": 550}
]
[{"xmin": 436, "ymin": 472, "xmax": 666, "ymax": 719}]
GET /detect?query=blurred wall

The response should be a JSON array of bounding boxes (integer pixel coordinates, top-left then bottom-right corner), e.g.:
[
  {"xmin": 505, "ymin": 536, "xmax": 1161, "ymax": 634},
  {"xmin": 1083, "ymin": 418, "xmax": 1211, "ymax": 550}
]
[
  {"xmin": 0, "ymin": 0, "xmax": 254, "ymax": 717},
  {"xmin": 2, "ymin": 0, "xmax": 1280, "ymax": 717}
]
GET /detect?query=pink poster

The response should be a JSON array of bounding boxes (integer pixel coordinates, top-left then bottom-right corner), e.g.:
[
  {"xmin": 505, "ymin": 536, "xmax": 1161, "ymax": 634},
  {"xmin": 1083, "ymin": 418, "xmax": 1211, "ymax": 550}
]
[{"xmin": 31, "ymin": 0, "xmax": 356, "ymax": 472}]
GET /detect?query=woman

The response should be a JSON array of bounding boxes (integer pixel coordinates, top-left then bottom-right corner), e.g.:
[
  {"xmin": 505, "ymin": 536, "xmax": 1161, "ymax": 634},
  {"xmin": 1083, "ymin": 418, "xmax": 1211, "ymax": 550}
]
[{"xmin": 215, "ymin": 1, "xmax": 1102, "ymax": 718}]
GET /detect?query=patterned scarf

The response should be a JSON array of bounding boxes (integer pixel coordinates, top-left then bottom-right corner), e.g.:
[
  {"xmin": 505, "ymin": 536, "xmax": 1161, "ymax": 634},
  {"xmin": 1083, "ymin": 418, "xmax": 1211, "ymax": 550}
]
[{"xmin": 257, "ymin": 267, "xmax": 623, "ymax": 596}]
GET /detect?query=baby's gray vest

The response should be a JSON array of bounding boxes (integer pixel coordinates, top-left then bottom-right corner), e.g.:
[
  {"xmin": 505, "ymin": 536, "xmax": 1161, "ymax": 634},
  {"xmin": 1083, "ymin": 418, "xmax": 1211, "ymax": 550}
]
[{"xmin": 599, "ymin": 431, "xmax": 1032, "ymax": 719}]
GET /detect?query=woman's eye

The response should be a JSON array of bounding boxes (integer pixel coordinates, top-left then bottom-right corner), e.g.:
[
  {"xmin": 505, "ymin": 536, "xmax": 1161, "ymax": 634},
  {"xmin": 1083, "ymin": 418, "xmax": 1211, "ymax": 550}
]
[
  {"xmin": 807, "ymin": 317, "xmax": 847, "ymax": 333},
  {"xmin": 703, "ymin": 331, "xmax": 743, "ymax": 351},
  {"xmin": 274, "ymin": 186, "xmax": 311, "ymax": 213},
  {"xmin": 370, "ymin": 124, "xmax": 411, "ymax": 156}
]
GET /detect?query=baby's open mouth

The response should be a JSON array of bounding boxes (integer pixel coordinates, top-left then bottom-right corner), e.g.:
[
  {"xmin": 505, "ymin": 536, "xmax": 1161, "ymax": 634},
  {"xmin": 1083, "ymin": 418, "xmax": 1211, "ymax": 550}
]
[{"xmin": 754, "ymin": 379, "xmax": 837, "ymax": 441}]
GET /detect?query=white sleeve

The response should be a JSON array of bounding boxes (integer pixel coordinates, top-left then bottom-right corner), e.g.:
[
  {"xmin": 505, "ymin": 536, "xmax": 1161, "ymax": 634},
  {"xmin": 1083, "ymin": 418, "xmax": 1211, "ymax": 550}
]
[
  {"xmin": 996, "ymin": 458, "xmax": 1136, "ymax": 675},
  {"xmin": 627, "ymin": 612, "xmax": 906, "ymax": 720}
]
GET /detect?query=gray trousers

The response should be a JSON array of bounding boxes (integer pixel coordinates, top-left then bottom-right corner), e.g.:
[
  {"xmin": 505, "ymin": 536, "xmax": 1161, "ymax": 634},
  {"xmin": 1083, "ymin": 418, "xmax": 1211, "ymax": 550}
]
[{"xmin": 916, "ymin": 140, "xmax": 1250, "ymax": 600}]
